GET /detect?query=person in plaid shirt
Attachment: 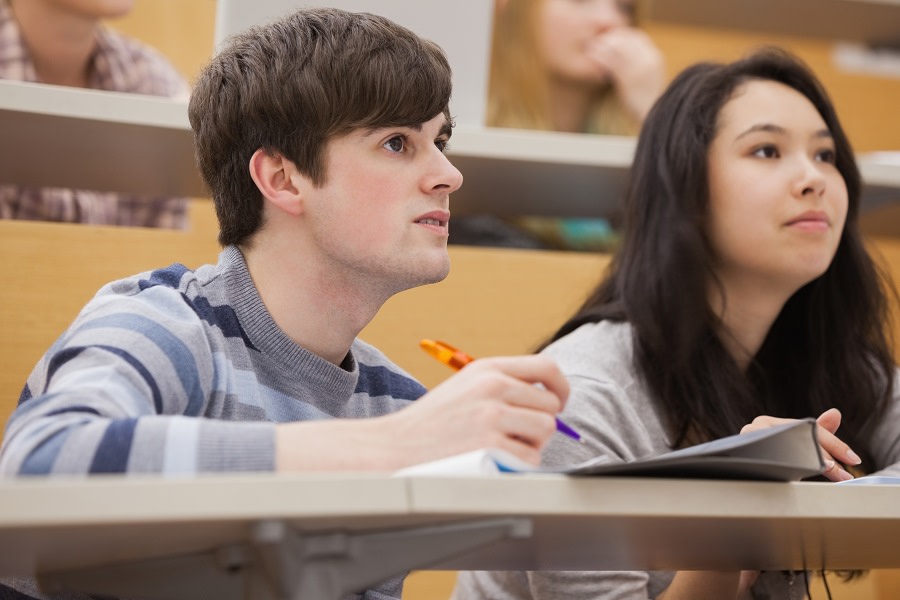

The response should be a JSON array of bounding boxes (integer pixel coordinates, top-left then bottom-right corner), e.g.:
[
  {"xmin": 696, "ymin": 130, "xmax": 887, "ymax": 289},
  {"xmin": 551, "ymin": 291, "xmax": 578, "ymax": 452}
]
[{"xmin": 0, "ymin": 0, "xmax": 190, "ymax": 228}]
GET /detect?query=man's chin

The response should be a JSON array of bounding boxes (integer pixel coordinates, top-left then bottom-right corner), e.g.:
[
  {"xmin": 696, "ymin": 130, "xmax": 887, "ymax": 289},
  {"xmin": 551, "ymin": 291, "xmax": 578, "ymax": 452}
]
[{"xmin": 411, "ymin": 256, "xmax": 451, "ymax": 288}]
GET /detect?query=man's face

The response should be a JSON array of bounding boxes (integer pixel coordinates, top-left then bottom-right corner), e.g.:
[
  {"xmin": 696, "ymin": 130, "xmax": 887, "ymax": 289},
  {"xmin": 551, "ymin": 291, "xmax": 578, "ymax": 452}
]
[{"xmin": 297, "ymin": 113, "xmax": 463, "ymax": 298}]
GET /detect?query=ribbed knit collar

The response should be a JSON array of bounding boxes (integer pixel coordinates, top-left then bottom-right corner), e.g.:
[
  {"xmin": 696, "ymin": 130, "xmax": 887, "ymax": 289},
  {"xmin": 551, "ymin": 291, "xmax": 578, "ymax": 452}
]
[{"xmin": 217, "ymin": 245, "xmax": 360, "ymax": 397}]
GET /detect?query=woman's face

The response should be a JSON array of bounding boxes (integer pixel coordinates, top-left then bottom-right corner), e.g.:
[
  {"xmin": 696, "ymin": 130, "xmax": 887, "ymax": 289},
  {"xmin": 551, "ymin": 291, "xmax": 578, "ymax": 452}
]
[
  {"xmin": 536, "ymin": 0, "xmax": 633, "ymax": 84},
  {"xmin": 706, "ymin": 79, "xmax": 848, "ymax": 298}
]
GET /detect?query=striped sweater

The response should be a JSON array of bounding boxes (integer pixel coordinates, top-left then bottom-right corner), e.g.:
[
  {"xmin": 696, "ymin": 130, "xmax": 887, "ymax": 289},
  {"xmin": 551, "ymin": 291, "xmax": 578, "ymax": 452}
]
[{"xmin": 0, "ymin": 245, "xmax": 424, "ymax": 599}]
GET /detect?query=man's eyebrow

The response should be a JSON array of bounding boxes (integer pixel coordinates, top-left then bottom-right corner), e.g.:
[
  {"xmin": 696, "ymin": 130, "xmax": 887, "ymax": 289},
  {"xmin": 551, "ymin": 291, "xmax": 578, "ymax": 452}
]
[
  {"xmin": 362, "ymin": 120, "xmax": 454, "ymax": 137},
  {"xmin": 404, "ymin": 120, "xmax": 453, "ymax": 138}
]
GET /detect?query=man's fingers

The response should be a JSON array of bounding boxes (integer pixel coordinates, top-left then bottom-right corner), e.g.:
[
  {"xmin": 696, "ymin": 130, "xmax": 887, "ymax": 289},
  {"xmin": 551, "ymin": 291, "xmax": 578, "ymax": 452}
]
[{"xmin": 467, "ymin": 355, "xmax": 570, "ymax": 408}]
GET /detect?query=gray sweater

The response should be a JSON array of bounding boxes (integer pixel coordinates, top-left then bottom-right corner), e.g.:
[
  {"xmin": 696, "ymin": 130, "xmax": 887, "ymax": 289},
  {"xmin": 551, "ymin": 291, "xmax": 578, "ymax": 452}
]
[{"xmin": 454, "ymin": 320, "xmax": 900, "ymax": 600}]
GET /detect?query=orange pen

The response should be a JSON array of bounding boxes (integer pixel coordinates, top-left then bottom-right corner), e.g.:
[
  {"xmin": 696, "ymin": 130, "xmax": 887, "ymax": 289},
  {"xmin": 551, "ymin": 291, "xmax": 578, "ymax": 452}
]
[
  {"xmin": 419, "ymin": 338, "xmax": 475, "ymax": 371},
  {"xmin": 419, "ymin": 339, "xmax": 582, "ymax": 442}
]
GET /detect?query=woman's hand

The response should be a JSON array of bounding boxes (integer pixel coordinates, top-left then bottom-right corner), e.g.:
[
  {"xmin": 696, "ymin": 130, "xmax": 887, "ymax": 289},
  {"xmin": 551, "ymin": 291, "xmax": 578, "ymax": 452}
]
[
  {"xmin": 586, "ymin": 27, "xmax": 665, "ymax": 124},
  {"xmin": 741, "ymin": 408, "xmax": 861, "ymax": 481}
]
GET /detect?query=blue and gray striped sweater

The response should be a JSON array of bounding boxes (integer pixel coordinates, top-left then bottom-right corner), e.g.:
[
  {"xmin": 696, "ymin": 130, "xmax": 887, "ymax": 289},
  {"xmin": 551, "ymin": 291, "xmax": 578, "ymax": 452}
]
[
  {"xmin": 0, "ymin": 245, "xmax": 423, "ymax": 599},
  {"xmin": 0, "ymin": 245, "xmax": 425, "ymax": 476}
]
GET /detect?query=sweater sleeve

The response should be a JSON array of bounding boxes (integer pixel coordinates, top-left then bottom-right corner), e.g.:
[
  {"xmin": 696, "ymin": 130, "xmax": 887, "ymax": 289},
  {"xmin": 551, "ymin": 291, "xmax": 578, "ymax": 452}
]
[
  {"xmin": 0, "ymin": 282, "xmax": 276, "ymax": 476},
  {"xmin": 867, "ymin": 368, "xmax": 900, "ymax": 477}
]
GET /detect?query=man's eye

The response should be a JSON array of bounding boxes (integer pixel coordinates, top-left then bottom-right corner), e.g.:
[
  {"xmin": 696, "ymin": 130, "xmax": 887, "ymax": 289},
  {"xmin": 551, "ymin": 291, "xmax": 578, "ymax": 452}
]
[
  {"xmin": 435, "ymin": 139, "xmax": 449, "ymax": 153},
  {"xmin": 384, "ymin": 136, "xmax": 405, "ymax": 153}
]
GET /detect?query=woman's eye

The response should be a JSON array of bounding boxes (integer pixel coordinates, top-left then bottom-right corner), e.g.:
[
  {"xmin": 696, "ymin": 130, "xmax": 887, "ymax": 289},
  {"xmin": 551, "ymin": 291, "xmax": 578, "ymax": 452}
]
[
  {"xmin": 752, "ymin": 145, "xmax": 779, "ymax": 159},
  {"xmin": 816, "ymin": 148, "xmax": 837, "ymax": 164},
  {"xmin": 384, "ymin": 136, "xmax": 406, "ymax": 153}
]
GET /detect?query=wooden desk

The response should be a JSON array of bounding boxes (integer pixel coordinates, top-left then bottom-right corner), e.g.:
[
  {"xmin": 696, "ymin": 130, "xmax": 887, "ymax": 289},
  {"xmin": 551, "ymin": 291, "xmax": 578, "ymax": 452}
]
[{"xmin": 1, "ymin": 474, "xmax": 899, "ymax": 599}]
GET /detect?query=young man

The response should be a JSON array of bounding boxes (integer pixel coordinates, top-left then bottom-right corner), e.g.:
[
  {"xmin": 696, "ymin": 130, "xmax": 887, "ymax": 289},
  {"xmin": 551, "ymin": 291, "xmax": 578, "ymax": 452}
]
[{"xmin": 0, "ymin": 8, "xmax": 568, "ymax": 599}]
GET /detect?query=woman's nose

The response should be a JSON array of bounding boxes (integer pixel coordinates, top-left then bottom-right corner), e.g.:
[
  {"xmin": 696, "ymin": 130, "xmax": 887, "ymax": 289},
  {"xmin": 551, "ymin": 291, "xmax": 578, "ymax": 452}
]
[{"xmin": 586, "ymin": 0, "xmax": 631, "ymax": 30}]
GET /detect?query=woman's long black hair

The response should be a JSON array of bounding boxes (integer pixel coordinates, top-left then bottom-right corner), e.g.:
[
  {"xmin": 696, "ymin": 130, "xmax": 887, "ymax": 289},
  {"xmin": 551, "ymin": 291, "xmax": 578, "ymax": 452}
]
[{"xmin": 546, "ymin": 48, "xmax": 895, "ymax": 466}]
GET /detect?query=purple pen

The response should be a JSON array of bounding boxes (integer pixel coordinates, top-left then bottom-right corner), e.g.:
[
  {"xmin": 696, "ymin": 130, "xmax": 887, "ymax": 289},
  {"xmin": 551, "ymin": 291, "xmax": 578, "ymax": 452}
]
[{"xmin": 555, "ymin": 417, "xmax": 582, "ymax": 442}]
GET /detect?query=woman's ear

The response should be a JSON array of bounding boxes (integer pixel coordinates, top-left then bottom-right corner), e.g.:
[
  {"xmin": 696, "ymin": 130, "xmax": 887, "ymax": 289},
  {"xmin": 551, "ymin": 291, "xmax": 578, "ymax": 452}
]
[{"xmin": 248, "ymin": 148, "xmax": 305, "ymax": 216}]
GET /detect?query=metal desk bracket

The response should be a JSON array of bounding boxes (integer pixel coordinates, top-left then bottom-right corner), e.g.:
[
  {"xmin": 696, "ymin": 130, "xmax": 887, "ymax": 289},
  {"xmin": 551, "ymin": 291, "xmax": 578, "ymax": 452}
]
[{"xmin": 39, "ymin": 517, "xmax": 532, "ymax": 600}]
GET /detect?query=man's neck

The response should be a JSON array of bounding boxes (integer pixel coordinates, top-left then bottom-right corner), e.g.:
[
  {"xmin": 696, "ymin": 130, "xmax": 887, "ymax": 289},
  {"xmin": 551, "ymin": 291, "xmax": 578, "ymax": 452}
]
[
  {"xmin": 10, "ymin": 0, "xmax": 98, "ymax": 87},
  {"xmin": 243, "ymin": 243, "xmax": 388, "ymax": 367}
]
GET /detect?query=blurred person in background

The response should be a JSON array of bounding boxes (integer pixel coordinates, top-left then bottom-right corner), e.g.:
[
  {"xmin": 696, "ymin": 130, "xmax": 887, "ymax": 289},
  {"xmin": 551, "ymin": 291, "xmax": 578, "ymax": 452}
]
[
  {"xmin": 489, "ymin": 0, "xmax": 664, "ymax": 135},
  {"xmin": 0, "ymin": 0, "xmax": 191, "ymax": 228},
  {"xmin": 451, "ymin": 0, "xmax": 665, "ymax": 251}
]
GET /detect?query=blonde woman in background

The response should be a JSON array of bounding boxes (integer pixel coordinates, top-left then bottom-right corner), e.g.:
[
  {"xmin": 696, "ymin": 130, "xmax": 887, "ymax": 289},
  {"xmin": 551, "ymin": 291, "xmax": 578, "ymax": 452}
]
[
  {"xmin": 489, "ymin": 0, "xmax": 664, "ymax": 135},
  {"xmin": 450, "ymin": 0, "xmax": 665, "ymax": 251}
]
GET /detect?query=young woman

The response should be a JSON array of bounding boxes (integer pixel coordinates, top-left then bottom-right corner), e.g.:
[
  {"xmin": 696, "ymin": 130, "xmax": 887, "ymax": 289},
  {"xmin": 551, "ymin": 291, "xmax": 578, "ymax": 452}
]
[
  {"xmin": 488, "ymin": 0, "xmax": 664, "ymax": 135},
  {"xmin": 454, "ymin": 48, "xmax": 900, "ymax": 599}
]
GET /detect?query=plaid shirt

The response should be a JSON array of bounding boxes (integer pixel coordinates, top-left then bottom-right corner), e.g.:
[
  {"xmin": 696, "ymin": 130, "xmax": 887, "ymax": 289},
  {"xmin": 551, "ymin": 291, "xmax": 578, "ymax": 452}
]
[{"xmin": 0, "ymin": 0, "xmax": 191, "ymax": 228}]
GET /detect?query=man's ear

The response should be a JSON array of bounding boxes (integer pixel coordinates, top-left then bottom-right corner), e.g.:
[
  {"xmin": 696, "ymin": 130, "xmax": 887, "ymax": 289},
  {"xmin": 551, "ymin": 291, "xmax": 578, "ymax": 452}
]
[{"xmin": 248, "ymin": 149, "xmax": 305, "ymax": 216}]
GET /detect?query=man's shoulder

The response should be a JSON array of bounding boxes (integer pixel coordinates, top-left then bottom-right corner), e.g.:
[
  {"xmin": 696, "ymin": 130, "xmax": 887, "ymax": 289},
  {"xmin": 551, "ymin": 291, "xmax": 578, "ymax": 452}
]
[
  {"xmin": 83, "ymin": 262, "xmax": 221, "ymax": 328},
  {"xmin": 101, "ymin": 262, "xmax": 205, "ymax": 298}
]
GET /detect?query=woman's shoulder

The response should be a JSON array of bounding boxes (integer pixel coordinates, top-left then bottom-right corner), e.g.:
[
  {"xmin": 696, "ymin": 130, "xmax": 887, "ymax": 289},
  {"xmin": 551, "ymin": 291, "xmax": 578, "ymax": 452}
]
[
  {"xmin": 542, "ymin": 320, "xmax": 635, "ymax": 376},
  {"xmin": 544, "ymin": 320, "xmax": 634, "ymax": 352}
]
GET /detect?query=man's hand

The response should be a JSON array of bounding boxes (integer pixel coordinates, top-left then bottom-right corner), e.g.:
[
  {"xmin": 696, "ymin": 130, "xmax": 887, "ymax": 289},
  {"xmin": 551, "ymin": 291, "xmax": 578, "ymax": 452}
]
[{"xmin": 276, "ymin": 354, "xmax": 569, "ymax": 472}]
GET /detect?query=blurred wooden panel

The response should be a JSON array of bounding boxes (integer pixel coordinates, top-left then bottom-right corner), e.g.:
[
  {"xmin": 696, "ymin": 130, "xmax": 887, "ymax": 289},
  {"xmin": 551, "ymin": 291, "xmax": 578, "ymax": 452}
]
[
  {"xmin": 105, "ymin": 0, "xmax": 217, "ymax": 83},
  {"xmin": 0, "ymin": 219, "xmax": 221, "ymax": 433},
  {"xmin": 402, "ymin": 571, "xmax": 456, "ymax": 600},
  {"xmin": 644, "ymin": 22, "xmax": 900, "ymax": 153},
  {"xmin": 361, "ymin": 246, "xmax": 609, "ymax": 389}
]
